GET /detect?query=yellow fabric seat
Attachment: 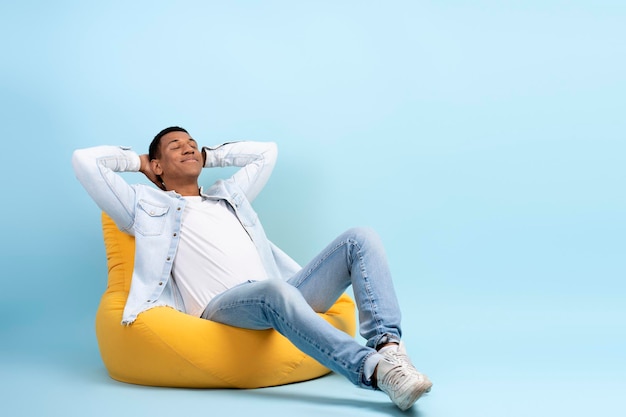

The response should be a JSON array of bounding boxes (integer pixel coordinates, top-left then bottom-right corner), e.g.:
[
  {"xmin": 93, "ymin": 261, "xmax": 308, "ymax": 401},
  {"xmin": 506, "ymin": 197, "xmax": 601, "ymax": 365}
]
[{"xmin": 95, "ymin": 213, "xmax": 356, "ymax": 388}]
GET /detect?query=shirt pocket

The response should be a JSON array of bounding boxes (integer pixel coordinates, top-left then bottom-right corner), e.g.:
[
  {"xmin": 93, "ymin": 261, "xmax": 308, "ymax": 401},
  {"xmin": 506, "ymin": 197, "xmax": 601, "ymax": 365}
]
[{"xmin": 135, "ymin": 199, "xmax": 170, "ymax": 236}]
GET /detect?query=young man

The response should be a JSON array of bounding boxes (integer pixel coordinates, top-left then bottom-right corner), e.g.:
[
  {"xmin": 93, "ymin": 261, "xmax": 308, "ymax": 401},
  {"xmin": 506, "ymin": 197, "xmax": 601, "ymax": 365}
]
[{"xmin": 72, "ymin": 126, "xmax": 432, "ymax": 410}]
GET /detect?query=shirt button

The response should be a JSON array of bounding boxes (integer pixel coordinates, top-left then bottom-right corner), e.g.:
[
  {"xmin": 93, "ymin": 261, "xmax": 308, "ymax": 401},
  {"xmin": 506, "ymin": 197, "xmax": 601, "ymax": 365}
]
[
  {"xmin": 173, "ymin": 233, "xmax": 177, "ymax": 237},
  {"xmin": 177, "ymin": 207, "xmax": 181, "ymax": 211},
  {"xmin": 166, "ymin": 257, "xmax": 171, "ymax": 261},
  {"xmin": 146, "ymin": 299, "xmax": 151, "ymax": 303},
  {"xmin": 159, "ymin": 282, "xmax": 163, "ymax": 286}
]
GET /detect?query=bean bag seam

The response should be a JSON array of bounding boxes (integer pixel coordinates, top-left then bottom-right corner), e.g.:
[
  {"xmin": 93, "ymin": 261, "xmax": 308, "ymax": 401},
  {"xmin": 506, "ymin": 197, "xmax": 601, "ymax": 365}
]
[{"xmin": 134, "ymin": 308, "xmax": 234, "ymax": 387}]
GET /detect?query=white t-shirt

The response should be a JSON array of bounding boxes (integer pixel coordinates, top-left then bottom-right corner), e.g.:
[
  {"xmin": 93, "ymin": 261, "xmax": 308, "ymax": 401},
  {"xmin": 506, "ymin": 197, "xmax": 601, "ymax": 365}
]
[{"xmin": 172, "ymin": 196, "xmax": 268, "ymax": 317}]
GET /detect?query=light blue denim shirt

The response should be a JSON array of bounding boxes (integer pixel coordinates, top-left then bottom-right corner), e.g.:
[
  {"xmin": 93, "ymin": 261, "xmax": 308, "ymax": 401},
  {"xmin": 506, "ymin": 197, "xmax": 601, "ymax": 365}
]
[{"xmin": 72, "ymin": 141, "xmax": 301, "ymax": 325}]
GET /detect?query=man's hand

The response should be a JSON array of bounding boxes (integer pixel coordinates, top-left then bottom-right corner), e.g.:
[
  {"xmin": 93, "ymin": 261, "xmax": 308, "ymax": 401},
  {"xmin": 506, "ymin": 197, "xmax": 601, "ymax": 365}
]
[{"xmin": 139, "ymin": 154, "xmax": 165, "ymax": 190}]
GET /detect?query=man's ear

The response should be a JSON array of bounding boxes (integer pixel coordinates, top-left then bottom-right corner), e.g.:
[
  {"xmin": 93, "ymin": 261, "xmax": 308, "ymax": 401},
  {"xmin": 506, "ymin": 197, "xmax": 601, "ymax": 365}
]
[{"xmin": 151, "ymin": 159, "xmax": 163, "ymax": 176}]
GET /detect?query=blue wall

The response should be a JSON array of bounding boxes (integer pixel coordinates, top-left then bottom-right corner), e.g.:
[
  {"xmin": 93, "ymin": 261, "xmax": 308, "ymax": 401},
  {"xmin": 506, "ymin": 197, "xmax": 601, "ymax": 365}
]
[{"xmin": 1, "ymin": 1, "xmax": 624, "ymax": 416}]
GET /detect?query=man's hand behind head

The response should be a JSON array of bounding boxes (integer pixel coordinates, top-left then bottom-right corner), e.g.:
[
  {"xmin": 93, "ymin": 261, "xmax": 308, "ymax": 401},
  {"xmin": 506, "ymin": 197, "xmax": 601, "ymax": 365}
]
[{"xmin": 139, "ymin": 154, "xmax": 165, "ymax": 190}]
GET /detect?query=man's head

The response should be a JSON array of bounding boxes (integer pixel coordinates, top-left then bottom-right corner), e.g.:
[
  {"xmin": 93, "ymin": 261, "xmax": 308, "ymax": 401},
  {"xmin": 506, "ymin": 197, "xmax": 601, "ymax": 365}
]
[
  {"xmin": 149, "ymin": 126, "xmax": 203, "ymax": 194},
  {"xmin": 149, "ymin": 126, "xmax": 189, "ymax": 160}
]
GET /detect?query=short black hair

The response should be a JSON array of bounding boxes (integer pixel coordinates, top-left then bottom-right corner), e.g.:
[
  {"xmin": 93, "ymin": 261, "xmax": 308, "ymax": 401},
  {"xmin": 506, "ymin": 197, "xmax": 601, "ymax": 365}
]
[{"xmin": 149, "ymin": 126, "xmax": 188, "ymax": 160}]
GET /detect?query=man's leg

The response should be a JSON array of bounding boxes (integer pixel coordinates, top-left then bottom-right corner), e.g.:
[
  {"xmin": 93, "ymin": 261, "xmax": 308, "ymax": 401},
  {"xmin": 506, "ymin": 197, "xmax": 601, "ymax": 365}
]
[
  {"xmin": 286, "ymin": 227, "xmax": 403, "ymax": 350},
  {"xmin": 286, "ymin": 227, "xmax": 432, "ymax": 410},
  {"xmin": 202, "ymin": 227, "xmax": 432, "ymax": 408},
  {"xmin": 202, "ymin": 278, "xmax": 377, "ymax": 387}
]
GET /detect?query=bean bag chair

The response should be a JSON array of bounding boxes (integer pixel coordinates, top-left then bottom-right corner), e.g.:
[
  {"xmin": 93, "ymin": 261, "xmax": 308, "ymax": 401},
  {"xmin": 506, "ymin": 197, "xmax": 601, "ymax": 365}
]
[{"xmin": 95, "ymin": 213, "xmax": 357, "ymax": 388}]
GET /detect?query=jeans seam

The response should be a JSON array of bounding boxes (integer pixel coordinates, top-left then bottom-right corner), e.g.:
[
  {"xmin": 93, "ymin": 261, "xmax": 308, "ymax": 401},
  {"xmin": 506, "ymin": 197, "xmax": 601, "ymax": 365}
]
[{"xmin": 352, "ymin": 238, "xmax": 388, "ymax": 345}]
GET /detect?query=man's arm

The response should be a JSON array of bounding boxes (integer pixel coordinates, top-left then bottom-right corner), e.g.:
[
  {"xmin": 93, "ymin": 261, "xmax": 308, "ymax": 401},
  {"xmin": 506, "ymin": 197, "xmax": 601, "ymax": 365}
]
[
  {"xmin": 202, "ymin": 141, "xmax": 278, "ymax": 203},
  {"xmin": 138, "ymin": 153, "xmax": 165, "ymax": 190},
  {"xmin": 72, "ymin": 146, "xmax": 141, "ymax": 233}
]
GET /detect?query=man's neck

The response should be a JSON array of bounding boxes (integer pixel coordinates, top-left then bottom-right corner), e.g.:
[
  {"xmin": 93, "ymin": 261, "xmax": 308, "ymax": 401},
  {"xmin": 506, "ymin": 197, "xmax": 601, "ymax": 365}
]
[{"xmin": 164, "ymin": 182, "xmax": 200, "ymax": 196}]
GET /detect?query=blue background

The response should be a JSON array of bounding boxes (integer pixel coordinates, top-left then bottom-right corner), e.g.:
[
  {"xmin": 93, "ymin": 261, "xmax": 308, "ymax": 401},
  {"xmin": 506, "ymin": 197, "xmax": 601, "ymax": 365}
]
[{"xmin": 1, "ymin": 1, "xmax": 624, "ymax": 416}]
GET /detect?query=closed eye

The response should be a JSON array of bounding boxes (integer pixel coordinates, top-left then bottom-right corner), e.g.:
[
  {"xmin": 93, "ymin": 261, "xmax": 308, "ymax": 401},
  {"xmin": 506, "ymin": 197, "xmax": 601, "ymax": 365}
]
[{"xmin": 167, "ymin": 137, "xmax": 197, "ymax": 151}]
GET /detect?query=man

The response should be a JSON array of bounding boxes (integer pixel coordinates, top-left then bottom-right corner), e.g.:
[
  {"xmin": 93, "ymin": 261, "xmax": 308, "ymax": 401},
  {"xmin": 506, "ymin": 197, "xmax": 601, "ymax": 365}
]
[{"xmin": 72, "ymin": 126, "xmax": 432, "ymax": 410}]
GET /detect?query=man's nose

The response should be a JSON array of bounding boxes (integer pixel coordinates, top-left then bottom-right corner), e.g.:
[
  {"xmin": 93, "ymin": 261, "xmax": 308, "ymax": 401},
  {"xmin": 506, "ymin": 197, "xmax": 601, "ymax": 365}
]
[{"xmin": 182, "ymin": 143, "xmax": 195, "ymax": 153}]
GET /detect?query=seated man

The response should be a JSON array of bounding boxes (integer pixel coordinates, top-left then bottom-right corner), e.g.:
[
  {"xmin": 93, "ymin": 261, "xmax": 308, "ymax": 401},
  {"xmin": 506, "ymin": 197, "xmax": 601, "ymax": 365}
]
[{"xmin": 72, "ymin": 126, "xmax": 432, "ymax": 411}]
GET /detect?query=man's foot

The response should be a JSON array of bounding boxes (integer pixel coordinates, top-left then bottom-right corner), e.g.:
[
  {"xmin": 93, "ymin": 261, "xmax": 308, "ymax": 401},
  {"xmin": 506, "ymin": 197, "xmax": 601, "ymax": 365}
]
[{"xmin": 375, "ymin": 343, "xmax": 432, "ymax": 411}]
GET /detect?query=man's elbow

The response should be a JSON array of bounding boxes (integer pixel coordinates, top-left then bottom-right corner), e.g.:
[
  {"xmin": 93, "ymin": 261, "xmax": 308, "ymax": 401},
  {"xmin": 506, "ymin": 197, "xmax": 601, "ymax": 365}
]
[
  {"xmin": 71, "ymin": 148, "xmax": 88, "ymax": 175},
  {"xmin": 264, "ymin": 141, "xmax": 278, "ymax": 164}
]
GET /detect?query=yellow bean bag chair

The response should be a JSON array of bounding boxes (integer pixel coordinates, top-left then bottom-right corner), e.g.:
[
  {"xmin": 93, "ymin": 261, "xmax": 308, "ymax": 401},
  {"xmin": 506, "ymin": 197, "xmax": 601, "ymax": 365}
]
[{"xmin": 95, "ymin": 213, "xmax": 356, "ymax": 388}]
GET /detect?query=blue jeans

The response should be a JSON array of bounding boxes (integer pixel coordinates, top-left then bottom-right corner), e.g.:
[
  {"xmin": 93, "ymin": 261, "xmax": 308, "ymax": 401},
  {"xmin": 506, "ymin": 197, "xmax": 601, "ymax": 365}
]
[{"xmin": 201, "ymin": 227, "xmax": 402, "ymax": 388}]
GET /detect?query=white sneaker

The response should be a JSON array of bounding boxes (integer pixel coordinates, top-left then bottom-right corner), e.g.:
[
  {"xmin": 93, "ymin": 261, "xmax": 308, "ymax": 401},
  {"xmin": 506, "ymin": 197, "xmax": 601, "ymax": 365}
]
[{"xmin": 375, "ymin": 343, "xmax": 432, "ymax": 411}]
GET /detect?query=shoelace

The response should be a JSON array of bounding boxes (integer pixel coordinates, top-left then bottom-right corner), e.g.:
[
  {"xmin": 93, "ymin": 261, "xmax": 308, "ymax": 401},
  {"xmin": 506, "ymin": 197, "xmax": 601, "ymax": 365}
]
[
  {"xmin": 387, "ymin": 350, "xmax": 416, "ymax": 371},
  {"xmin": 381, "ymin": 361, "xmax": 412, "ymax": 387},
  {"xmin": 385, "ymin": 350, "xmax": 431, "ymax": 389}
]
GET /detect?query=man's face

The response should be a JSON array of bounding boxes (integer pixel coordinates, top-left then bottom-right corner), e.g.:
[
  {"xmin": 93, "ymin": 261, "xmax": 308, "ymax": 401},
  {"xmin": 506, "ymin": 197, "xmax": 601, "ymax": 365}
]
[{"xmin": 151, "ymin": 131, "xmax": 203, "ymax": 184}]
